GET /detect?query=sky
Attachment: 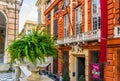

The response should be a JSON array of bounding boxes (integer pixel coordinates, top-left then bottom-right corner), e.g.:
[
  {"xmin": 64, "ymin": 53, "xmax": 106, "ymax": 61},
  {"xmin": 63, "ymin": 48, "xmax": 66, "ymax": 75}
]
[{"xmin": 19, "ymin": 0, "xmax": 38, "ymax": 33}]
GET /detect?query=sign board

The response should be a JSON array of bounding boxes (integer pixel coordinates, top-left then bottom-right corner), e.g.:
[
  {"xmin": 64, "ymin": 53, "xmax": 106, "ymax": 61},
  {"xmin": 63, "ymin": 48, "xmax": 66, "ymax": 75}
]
[{"xmin": 91, "ymin": 63, "xmax": 100, "ymax": 80}]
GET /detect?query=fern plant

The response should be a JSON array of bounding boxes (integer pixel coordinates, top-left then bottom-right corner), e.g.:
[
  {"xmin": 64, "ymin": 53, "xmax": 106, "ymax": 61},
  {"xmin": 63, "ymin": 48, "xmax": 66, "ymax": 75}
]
[{"xmin": 6, "ymin": 24, "xmax": 58, "ymax": 65}]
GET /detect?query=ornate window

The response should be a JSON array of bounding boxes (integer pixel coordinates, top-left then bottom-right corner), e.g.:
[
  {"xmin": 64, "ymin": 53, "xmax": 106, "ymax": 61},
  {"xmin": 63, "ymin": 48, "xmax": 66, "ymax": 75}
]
[
  {"xmin": 75, "ymin": 5, "xmax": 82, "ymax": 35},
  {"xmin": 92, "ymin": 0, "xmax": 101, "ymax": 30}
]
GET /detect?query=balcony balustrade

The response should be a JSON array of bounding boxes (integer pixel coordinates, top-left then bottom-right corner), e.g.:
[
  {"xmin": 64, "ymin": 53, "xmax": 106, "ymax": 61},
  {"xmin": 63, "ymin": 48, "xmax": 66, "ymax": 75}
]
[{"xmin": 57, "ymin": 29, "xmax": 101, "ymax": 45}]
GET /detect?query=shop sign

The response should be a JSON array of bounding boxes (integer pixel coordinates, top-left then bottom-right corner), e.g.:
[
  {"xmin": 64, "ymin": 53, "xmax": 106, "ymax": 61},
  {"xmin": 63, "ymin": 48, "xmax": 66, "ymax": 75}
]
[{"xmin": 91, "ymin": 63, "xmax": 100, "ymax": 80}]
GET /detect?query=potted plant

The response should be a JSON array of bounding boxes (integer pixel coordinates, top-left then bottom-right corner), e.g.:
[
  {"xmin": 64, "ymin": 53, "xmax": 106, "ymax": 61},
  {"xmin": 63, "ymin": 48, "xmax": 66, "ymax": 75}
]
[
  {"xmin": 6, "ymin": 24, "xmax": 58, "ymax": 81},
  {"xmin": 63, "ymin": 70, "xmax": 70, "ymax": 81},
  {"xmin": 78, "ymin": 75, "xmax": 85, "ymax": 81}
]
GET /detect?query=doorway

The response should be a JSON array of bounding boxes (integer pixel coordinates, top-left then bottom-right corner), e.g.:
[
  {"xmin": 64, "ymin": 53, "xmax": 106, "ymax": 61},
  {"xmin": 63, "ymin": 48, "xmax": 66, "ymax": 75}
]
[
  {"xmin": 77, "ymin": 57, "xmax": 85, "ymax": 81},
  {"xmin": 0, "ymin": 11, "xmax": 7, "ymax": 63}
]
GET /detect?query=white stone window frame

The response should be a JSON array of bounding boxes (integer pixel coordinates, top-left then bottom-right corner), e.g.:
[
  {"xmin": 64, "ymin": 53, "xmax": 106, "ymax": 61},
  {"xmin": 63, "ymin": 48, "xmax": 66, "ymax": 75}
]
[
  {"xmin": 92, "ymin": 0, "xmax": 101, "ymax": 31},
  {"xmin": 114, "ymin": 26, "xmax": 120, "ymax": 38},
  {"xmin": 75, "ymin": 5, "xmax": 82, "ymax": 35},
  {"xmin": 64, "ymin": 14, "xmax": 68, "ymax": 38}
]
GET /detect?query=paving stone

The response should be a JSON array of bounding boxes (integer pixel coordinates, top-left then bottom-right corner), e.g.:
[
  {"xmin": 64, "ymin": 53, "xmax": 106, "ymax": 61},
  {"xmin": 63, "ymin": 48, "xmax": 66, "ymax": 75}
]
[{"xmin": 0, "ymin": 72, "xmax": 14, "ymax": 81}]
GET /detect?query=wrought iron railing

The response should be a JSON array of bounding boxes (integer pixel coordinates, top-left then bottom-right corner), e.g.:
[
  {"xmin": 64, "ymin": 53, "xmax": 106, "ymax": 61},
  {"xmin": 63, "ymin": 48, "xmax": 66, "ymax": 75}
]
[{"xmin": 57, "ymin": 29, "xmax": 101, "ymax": 45}]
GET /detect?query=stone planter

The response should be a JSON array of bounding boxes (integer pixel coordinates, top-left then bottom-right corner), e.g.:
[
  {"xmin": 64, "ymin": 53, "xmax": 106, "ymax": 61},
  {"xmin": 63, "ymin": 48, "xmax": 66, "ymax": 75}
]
[
  {"xmin": 27, "ymin": 65, "xmax": 41, "ymax": 81},
  {"xmin": 14, "ymin": 65, "xmax": 21, "ymax": 81},
  {"xmin": 26, "ymin": 57, "xmax": 53, "ymax": 81}
]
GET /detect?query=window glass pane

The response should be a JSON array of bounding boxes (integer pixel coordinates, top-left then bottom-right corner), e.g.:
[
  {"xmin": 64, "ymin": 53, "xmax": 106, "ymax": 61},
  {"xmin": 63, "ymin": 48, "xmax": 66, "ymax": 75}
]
[
  {"xmin": 92, "ymin": 0, "xmax": 101, "ymax": 30},
  {"xmin": 54, "ymin": 5, "xmax": 58, "ymax": 13},
  {"xmin": 64, "ymin": 14, "xmax": 68, "ymax": 37},
  {"xmin": 54, "ymin": 20, "xmax": 58, "ymax": 38},
  {"xmin": 47, "ymin": 24, "xmax": 50, "ymax": 34},
  {"xmin": 76, "ymin": 6, "xmax": 82, "ymax": 35}
]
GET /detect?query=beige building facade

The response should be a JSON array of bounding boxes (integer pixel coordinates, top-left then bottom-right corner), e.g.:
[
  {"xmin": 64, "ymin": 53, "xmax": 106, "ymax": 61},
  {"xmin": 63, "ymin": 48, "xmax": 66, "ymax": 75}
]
[
  {"xmin": 0, "ymin": 0, "xmax": 22, "ymax": 63},
  {"xmin": 36, "ymin": 0, "xmax": 46, "ymax": 24},
  {"xmin": 20, "ymin": 20, "xmax": 38, "ymax": 36}
]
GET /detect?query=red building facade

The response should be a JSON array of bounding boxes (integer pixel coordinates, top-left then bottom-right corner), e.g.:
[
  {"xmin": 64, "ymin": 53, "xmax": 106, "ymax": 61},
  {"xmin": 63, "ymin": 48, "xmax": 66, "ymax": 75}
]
[{"xmin": 44, "ymin": 0, "xmax": 120, "ymax": 81}]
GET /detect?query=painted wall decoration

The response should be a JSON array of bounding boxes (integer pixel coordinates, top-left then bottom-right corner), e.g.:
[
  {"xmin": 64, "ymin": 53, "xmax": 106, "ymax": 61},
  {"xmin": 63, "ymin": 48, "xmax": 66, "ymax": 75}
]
[{"xmin": 91, "ymin": 63, "xmax": 100, "ymax": 80}]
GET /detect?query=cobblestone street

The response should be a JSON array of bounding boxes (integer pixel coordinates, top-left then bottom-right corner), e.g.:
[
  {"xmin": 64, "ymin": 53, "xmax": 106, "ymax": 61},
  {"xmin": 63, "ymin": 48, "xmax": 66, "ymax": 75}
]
[{"xmin": 0, "ymin": 72, "xmax": 14, "ymax": 81}]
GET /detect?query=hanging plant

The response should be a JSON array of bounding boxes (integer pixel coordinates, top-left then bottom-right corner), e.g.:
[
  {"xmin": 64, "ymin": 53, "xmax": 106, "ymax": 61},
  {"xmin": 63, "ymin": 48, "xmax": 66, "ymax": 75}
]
[{"xmin": 6, "ymin": 24, "xmax": 58, "ymax": 65}]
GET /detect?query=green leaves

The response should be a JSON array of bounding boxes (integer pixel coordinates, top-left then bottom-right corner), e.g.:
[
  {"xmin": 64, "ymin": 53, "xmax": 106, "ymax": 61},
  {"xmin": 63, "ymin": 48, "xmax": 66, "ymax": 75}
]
[{"xmin": 6, "ymin": 25, "xmax": 58, "ymax": 65}]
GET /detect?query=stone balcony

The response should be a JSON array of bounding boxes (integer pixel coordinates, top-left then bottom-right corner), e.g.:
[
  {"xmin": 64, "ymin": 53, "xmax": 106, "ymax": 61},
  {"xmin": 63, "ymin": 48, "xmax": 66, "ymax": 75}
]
[{"xmin": 57, "ymin": 29, "xmax": 101, "ymax": 45}]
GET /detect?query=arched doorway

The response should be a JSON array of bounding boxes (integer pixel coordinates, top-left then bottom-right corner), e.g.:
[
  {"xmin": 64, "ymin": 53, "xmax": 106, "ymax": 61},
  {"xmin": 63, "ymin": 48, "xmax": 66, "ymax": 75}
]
[{"xmin": 0, "ymin": 10, "xmax": 7, "ymax": 64}]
